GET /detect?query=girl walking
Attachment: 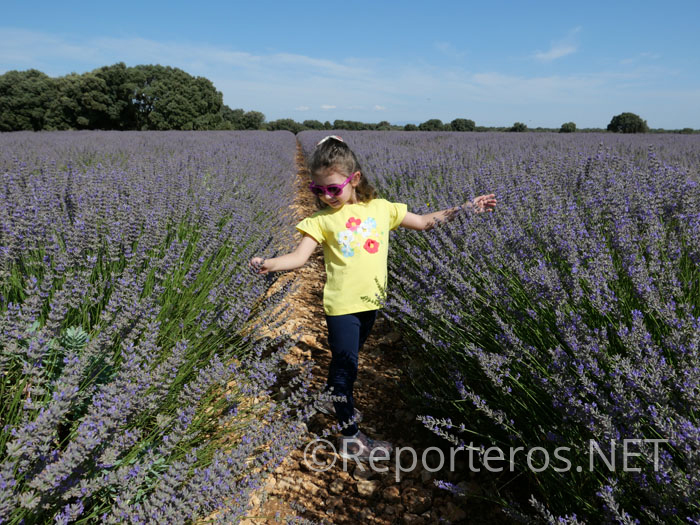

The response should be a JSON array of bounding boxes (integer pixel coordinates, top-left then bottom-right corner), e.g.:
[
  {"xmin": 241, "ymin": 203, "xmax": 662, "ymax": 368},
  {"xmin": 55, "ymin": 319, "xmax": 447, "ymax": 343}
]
[{"xmin": 250, "ymin": 135, "xmax": 496, "ymax": 460}]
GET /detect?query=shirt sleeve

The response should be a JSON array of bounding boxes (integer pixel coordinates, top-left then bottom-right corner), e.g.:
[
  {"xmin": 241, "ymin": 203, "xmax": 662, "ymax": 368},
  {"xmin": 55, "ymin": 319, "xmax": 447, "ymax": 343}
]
[
  {"xmin": 387, "ymin": 201, "xmax": 408, "ymax": 230},
  {"xmin": 295, "ymin": 215, "xmax": 325, "ymax": 244}
]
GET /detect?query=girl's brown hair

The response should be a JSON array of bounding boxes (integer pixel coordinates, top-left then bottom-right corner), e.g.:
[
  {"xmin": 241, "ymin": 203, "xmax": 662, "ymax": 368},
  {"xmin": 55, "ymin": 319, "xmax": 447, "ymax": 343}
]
[{"xmin": 307, "ymin": 136, "xmax": 377, "ymax": 208}]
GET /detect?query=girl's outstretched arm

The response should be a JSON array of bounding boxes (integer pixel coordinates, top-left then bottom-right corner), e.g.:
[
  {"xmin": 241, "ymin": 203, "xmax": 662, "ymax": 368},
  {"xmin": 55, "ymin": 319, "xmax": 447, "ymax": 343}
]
[
  {"xmin": 249, "ymin": 234, "xmax": 318, "ymax": 274},
  {"xmin": 400, "ymin": 194, "xmax": 497, "ymax": 231}
]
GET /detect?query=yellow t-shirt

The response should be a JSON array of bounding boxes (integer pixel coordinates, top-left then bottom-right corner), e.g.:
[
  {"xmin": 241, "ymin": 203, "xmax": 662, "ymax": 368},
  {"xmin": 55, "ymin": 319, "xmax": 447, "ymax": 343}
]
[{"xmin": 295, "ymin": 198, "xmax": 408, "ymax": 316}]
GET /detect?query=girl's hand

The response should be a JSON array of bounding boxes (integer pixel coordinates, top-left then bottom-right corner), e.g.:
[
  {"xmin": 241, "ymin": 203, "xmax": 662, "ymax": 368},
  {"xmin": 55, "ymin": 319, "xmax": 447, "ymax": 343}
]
[
  {"xmin": 466, "ymin": 194, "xmax": 497, "ymax": 213},
  {"xmin": 249, "ymin": 257, "xmax": 270, "ymax": 275}
]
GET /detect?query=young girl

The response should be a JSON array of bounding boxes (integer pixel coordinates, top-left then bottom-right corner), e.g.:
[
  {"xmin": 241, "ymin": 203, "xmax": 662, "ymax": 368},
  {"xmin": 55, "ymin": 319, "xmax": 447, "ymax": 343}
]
[{"xmin": 250, "ymin": 135, "xmax": 496, "ymax": 460}]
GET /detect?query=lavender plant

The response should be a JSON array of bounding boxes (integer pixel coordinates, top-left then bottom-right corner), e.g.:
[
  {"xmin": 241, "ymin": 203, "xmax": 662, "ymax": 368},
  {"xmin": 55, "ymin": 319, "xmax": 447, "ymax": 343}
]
[
  {"xmin": 0, "ymin": 131, "xmax": 312, "ymax": 523},
  {"xmin": 299, "ymin": 130, "xmax": 700, "ymax": 523}
]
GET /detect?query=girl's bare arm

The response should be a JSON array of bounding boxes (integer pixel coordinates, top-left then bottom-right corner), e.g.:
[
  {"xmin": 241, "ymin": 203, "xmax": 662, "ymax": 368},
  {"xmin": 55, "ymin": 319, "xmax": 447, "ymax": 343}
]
[
  {"xmin": 250, "ymin": 234, "xmax": 319, "ymax": 274},
  {"xmin": 400, "ymin": 194, "xmax": 497, "ymax": 231}
]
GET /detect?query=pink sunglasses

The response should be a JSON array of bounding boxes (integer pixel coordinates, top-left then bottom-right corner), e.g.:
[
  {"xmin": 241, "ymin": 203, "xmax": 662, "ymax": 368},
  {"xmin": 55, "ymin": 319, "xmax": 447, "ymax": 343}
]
[{"xmin": 309, "ymin": 171, "xmax": 358, "ymax": 197}]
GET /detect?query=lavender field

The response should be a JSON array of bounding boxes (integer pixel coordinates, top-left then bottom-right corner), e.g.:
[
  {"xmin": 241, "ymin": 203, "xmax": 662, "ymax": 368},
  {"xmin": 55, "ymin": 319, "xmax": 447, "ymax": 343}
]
[
  {"xmin": 300, "ymin": 130, "xmax": 700, "ymax": 523},
  {"xmin": 2, "ymin": 129, "xmax": 699, "ymax": 524},
  {"xmin": 0, "ymin": 131, "xmax": 312, "ymax": 524}
]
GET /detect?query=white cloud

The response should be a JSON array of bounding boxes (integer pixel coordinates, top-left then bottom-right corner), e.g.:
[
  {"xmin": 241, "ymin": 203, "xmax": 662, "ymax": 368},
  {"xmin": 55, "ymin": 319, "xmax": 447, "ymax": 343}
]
[
  {"xmin": 0, "ymin": 28, "xmax": 103, "ymax": 72},
  {"xmin": 0, "ymin": 27, "xmax": 369, "ymax": 79},
  {"xmin": 374, "ymin": 105, "xmax": 386, "ymax": 111},
  {"xmin": 533, "ymin": 45, "xmax": 577, "ymax": 61},
  {"xmin": 295, "ymin": 106, "xmax": 310, "ymax": 111},
  {"xmin": 620, "ymin": 52, "xmax": 662, "ymax": 65},
  {"xmin": 532, "ymin": 27, "xmax": 581, "ymax": 62},
  {"xmin": 321, "ymin": 105, "xmax": 336, "ymax": 110}
]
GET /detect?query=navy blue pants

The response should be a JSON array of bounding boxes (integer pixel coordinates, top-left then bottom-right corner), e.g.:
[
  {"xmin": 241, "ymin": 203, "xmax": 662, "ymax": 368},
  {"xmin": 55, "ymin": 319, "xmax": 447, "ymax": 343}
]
[{"xmin": 324, "ymin": 309, "xmax": 378, "ymax": 436}]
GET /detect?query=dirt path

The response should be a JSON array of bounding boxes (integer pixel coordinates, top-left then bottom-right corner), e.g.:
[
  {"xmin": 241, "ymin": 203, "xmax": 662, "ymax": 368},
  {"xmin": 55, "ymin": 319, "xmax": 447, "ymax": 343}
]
[{"xmin": 239, "ymin": 143, "xmax": 510, "ymax": 525}]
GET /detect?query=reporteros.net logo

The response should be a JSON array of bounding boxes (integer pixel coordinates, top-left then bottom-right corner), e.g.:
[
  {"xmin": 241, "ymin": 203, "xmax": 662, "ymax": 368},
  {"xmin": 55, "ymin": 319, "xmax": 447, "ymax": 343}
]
[{"xmin": 303, "ymin": 437, "xmax": 668, "ymax": 483}]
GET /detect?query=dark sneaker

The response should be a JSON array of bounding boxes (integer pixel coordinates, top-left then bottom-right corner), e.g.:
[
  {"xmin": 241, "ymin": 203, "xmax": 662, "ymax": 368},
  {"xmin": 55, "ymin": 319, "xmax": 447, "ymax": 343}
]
[
  {"xmin": 316, "ymin": 399, "xmax": 363, "ymax": 423},
  {"xmin": 338, "ymin": 431, "xmax": 393, "ymax": 462}
]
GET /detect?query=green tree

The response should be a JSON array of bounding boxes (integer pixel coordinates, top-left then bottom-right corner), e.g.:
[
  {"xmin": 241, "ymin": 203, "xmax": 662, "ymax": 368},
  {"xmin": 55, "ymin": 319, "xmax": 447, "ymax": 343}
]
[
  {"xmin": 450, "ymin": 118, "xmax": 476, "ymax": 132},
  {"xmin": 43, "ymin": 64, "xmax": 139, "ymax": 130},
  {"xmin": 510, "ymin": 122, "xmax": 527, "ymax": 132},
  {"xmin": 0, "ymin": 69, "xmax": 53, "ymax": 131},
  {"xmin": 92, "ymin": 62, "xmax": 140, "ymax": 129},
  {"xmin": 239, "ymin": 110, "xmax": 265, "ymax": 130},
  {"xmin": 44, "ymin": 75, "xmax": 81, "ymax": 130},
  {"xmin": 221, "ymin": 106, "xmax": 245, "ymax": 129},
  {"xmin": 607, "ymin": 112, "xmax": 649, "ymax": 133},
  {"xmin": 418, "ymin": 119, "xmax": 444, "ymax": 131},
  {"xmin": 346, "ymin": 120, "xmax": 366, "ymax": 130},
  {"xmin": 376, "ymin": 120, "xmax": 392, "ymax": 130},
  {"xmin": 404, "ymin": 124, "xmax": 418, "ymax": 131},
  {"xmin": 266, "ymin": 118, "xmax": 304, "ymax": 133},
  {"xmin": 43, "ymin": 74, "xmax": 112, "ymax": 129},
  {"xmin": 76, "ymin": 74, "xmax": 112, "ymax": 128},
  {"xmin": 129, "ymin": 65, "xmax": 224, "ymax": 130},
  {"xmin": 0, "ymin": 64, "xmax": 256, "ymax": 131},
  {"xmin": 559, "ymin": 122, "xmax": 576, "ymax": 133},
  {"xmin": 333, "ymin": 119, "xmax": 365, "ymax": 130},
  {"xmin": 302, "ymin": 119, "xmax": 324, "ymax": 130}
]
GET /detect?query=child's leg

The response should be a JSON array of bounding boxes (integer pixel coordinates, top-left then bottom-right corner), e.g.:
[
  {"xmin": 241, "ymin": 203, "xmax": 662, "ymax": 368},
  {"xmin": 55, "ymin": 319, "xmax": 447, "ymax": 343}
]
[
  {"xmin": 325, "ymin": 310, "xmax": 377, "ymax": 436},
  {"xmin": 357, "ymin": 309, "xmax": 378, "ymax": 350}
]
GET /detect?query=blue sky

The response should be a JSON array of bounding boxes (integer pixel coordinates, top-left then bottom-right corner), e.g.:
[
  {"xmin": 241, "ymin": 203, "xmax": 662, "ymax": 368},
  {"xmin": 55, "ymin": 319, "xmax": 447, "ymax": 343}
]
[{"xmin": 2, "ymin": 0, "xmax": 699, "ymax": 128}]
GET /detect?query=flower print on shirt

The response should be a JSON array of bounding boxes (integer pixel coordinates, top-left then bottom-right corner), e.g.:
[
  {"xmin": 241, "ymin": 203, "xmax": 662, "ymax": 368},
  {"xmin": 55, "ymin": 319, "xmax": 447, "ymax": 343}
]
[
  {"xmin": 341, "ymin": 245, "xmax": 355, "ymax": 257},
  {"xmin": 337, "ymin": 230, "xmax": 354, "ymax": 246},
  {"xmin": 363, "ymin": 239, "xmax": 379, "ymax": 254},
  {"xmin": 337, "ymin": 216, "xmax": 380, "ymax": 258},
  {"xmin": 356, "ymin": 221, "xmax": 373, "ymax": 238},
  {"xmin": 346, "ymin": 217, "xmax": 362, "ymax": 231}
]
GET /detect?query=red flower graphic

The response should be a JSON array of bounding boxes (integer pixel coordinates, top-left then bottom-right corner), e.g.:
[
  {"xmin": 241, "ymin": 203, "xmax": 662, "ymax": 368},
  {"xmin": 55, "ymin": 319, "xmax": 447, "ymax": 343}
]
[
  {"xmin": 346, "ymin": 217, "xmax": 362, "ymax": 231},
  {"xmin": 363, "ymin": 239, "xmax": 379, "ymax": 254}
]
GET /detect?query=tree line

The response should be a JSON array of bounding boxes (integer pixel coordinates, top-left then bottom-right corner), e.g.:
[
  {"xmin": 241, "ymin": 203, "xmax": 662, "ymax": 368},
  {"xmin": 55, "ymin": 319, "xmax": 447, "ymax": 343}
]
[
  {"xmin": 0, "ymin": 63, "xmax": 265, "ymax": 132},
  {"xmin": 0, "ymin": 64, "xmax": 695, "ymax": 134}
]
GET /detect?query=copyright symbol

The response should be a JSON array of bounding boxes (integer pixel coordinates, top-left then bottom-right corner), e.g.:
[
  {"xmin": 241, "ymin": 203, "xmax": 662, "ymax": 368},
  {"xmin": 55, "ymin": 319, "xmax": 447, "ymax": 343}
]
[{"xmin": 303, "ymin": 438, "xmax": 337, "ymax": 472}]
